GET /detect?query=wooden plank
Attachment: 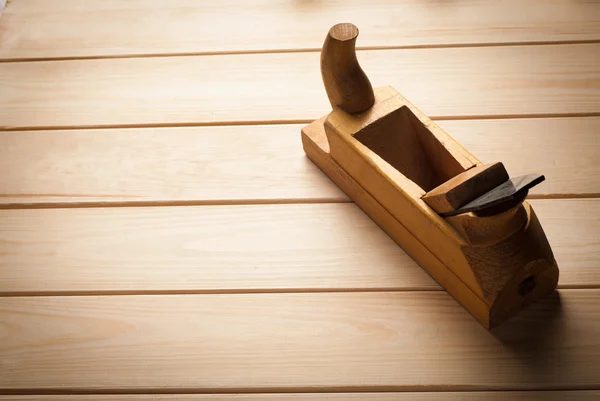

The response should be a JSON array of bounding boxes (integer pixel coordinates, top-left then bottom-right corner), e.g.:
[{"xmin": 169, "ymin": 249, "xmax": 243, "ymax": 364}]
[
  {"xmin": 2, "ymin": 392, "xmax": 600, "ymax": 400},
  {"xmin": 1, "ymin": 45, "xmax": 599, "ymax": 130},
  {"xmin": 0, "ymin": 199, "xmax": 597, "ymax": 294},
  {"xmin": 1, "ymin": 290, "xmax": 599, "ymax": 391},
  {"xmin": 1, "ymin": 117, "xmax": 598, "ymax": 207},
  {"xmin": 1, "ymin": 0, "xmax": 599, "ymax": 60},
  {"xmin": 0, "ymin": 125, "xmax": 346, "ymax": 206}
]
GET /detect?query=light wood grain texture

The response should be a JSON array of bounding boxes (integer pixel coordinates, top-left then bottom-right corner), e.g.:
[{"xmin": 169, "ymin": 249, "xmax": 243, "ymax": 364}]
[
  {"xmin": 0, "ymin": 125, "xmax": 346, "ymax": 206},
  {"xmin": 2, "ymin": 392, "xmax": 600, "ymax": 400},
  {"xmin": 0, "ymin": 117, "xmax": 598, "ymax": 207},
  {"xmin": 1, "ymin": 291, "xmax": 599, "ymax": 391},
  {"xmin": 0, "ymin": 199, "xmax": 597, "ymax": 294},
  {"xmin": 1, "ymin": 0, "xmax": 599, "ymax": 60},
  {"xmin": 1, "ymin": 45, "xmax": 599, "ymax": 130},
  {"xmin": 0, "ymin": 203, "xmax": 436, "ymax": 294}
]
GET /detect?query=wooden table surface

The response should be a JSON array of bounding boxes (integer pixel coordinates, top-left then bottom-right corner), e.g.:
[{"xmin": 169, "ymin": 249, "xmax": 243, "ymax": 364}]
[{"xmin": 1, "ymin": 1, "xmax": 599, "ymax": 399}]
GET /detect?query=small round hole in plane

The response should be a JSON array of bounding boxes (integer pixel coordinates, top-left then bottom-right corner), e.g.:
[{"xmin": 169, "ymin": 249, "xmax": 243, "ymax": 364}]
[{"xmin": 518, "ymin": 276, "xmax": 536, "ymax": 296}]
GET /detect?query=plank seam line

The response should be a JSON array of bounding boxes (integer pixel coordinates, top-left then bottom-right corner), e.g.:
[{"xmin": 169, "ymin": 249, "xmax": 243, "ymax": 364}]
[
  {"xmin": 0, "ymin": 287, "xmax": 596, "ymax": 298},
  {"xmin": 0, "ymin": 288, "xmax": 443, "ymax": 297},
  {"xmin": 0, "ymin": 39, "xmax": 599, "ymax": 63},
  {"xmin": 1, "ymin": 385, "xmax": 599, "ymax": 395},
  {"xmin": 2, "ymin": 113, "xmax": 600, "ymax": 132},
  {"xmin": 0, "ymin": 194, "xmax": 598, "ymax": 211},
  {"xmin": 0, "ymin": 198, "xmax": 354, "ymax": 210}
]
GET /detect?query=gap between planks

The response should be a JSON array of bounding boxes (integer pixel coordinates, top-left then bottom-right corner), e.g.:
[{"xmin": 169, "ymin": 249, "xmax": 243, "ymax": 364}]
[
  {"xmin": 1, "ymin": 392, "xmax": 600, "ymax": 401},
  {"xmin": 0, "ymin": 198, "xmax": 353, "ymax": 211},
  {"xmin": 1, "ymin": 287, "xmax": 599, "ymax": 299},
  {"xmin": 3, "ymin": 113, "xmax": 600, "ymax": 133},
  {"xmin": 1, "ymin": 193, "xmax": 599, "ymax": 211},
  {"xmin": 1, "ymin": 39, "xmax": 599, "ymax": 64},
  {"xmin": 1, "ymin": 391, "xmax": 600, "ymax": 400},
  {"xmin": 1, "ymin": 389, "xmax": 600, "ymax": 396}
]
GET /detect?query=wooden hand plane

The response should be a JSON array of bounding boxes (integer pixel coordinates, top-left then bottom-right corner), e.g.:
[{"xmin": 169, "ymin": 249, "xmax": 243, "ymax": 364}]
[{"xmin": 301, "ymin": 23, "xmax": 559, "ymax": 328}]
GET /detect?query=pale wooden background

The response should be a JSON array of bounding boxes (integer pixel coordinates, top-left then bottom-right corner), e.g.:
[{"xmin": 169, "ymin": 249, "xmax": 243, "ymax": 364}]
[{"xmin": 0, "ymin": 0, "xmax": 599, "ymax": 399}]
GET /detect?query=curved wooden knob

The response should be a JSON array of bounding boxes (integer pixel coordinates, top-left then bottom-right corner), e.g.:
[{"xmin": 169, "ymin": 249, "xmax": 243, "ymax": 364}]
[{"xmin": 320, "ymin": 23, "xmax": 375, "ymax": 114}]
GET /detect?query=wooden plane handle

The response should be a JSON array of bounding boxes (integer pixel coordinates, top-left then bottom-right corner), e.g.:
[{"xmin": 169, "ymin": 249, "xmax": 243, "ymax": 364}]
[{"xmin": 321, "ymin": 23, "xmax": 375, "ymax": 114}]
